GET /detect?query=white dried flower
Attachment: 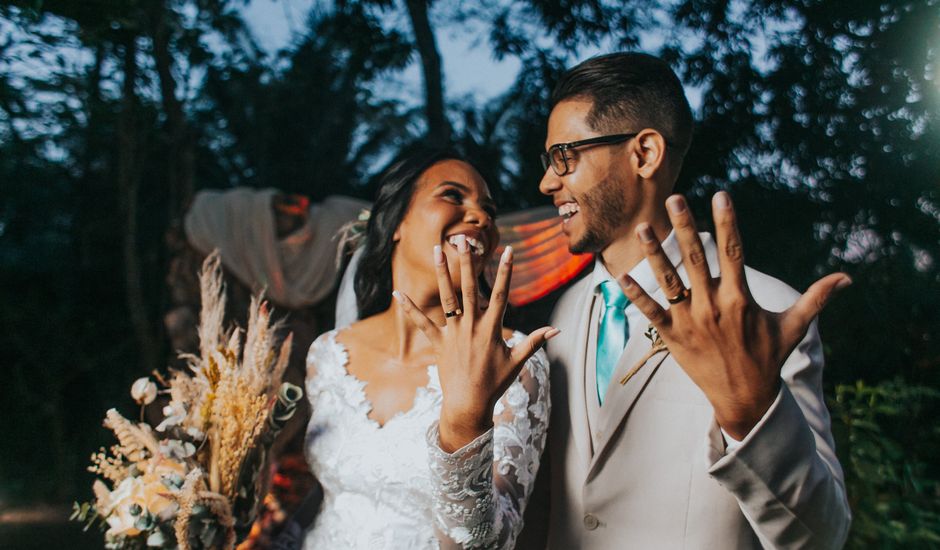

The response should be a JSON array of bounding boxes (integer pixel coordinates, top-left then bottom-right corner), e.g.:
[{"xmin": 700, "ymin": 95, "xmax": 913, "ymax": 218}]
[
  {"xmin": 156, "ymin": 402, "xmax": 187, "ymax": 432},
  {"xmin": 159, "ymin": 438, "xmax": 196, "ymax": 460},
  {"xmin": 185, "ymin": 427, "xmax": 205, "ymax": 441},
  {"xmin": 130, "ymin": 378, "xmax": 157, "ymax": 406}
]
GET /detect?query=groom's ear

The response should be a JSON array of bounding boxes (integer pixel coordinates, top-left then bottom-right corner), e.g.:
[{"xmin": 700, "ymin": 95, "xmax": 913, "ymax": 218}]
[{"xmin": 632, "ymin": 129, "xmax": 667, "ymax": 179}]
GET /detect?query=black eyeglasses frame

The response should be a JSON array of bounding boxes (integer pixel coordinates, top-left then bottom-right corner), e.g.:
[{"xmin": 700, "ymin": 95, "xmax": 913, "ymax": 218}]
[{"xmin": 540, "ymin": 133, "xmax": 639, "ymax": 176}]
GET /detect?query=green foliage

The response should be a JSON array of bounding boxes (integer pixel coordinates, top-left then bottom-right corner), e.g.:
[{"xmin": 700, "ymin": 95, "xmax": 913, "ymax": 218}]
[
  {"xmin": 451, "ymin": 50, "xmax": 569, "ymax": 210},
  {"xmin": 196, "ymin": 3, "xmax": 416, "ymax": 198},
  {"xmin": 830, "ymin": 379, "xmax": 940, "ymax": 548},
  {"xmin": 670, "ymin": 0, "xmax": 940, "ymax": 384}
]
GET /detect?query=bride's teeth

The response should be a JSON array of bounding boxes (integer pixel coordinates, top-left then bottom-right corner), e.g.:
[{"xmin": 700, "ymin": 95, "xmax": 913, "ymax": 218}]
[
  {"xmin": 465, "ymin": 237, "xmax": 484, "ymax": 256},
  {"xmin": 445, "ymin": 234, "xmax": 484, "ymax": 256}
]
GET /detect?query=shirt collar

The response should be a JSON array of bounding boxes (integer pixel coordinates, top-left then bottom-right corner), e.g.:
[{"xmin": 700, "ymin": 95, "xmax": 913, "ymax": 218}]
[{"xmin": 590, "ymin": 257, "xmax": 616, "ymax": 291}]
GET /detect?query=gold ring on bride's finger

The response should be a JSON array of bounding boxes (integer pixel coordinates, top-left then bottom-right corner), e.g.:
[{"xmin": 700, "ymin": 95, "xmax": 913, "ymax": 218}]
[
  {"xmin": 444, "ymin": 308, "xmax": 462, "ymax": 318},
  {"xmin": 667, "ymin": 287, "xmax": 691, "ymax": 305}
]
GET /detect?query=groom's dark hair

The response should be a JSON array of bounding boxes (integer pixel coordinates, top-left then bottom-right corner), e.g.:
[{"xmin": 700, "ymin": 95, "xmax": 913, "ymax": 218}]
[
  {"xmin": 552, "ymin": 52, "xmax": 694, "ymax": 164},
  {"xmin": 355, "ymin": 146, "xmax": 479, "ymax": 319}
]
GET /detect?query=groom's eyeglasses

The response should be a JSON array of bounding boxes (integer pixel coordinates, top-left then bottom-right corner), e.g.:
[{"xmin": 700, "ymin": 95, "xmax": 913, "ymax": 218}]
[{"xmin": 540, "ymin": 133, "xmax": 638, "ymax": 176}]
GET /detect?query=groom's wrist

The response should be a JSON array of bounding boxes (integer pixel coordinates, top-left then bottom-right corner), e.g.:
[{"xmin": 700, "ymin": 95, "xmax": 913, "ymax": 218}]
[{"xmin": 712, "ymin": 381, "xmax": 780, "ymax": 440}]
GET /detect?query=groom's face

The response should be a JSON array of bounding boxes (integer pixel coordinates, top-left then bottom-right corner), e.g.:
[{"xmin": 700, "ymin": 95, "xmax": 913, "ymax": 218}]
[{"xmin": 539, "ymin": 99, "xmax": 633, "ymax": 254}]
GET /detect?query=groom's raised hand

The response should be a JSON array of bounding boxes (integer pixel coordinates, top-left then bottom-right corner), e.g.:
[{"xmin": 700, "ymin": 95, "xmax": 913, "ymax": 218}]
[{"xmin": 618, "ymin": 192, "xmax": 851, "ymax": 440}]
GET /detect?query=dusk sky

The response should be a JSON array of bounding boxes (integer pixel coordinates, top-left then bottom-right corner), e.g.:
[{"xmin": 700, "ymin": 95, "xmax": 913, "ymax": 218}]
[{"xmin": 243, "ymin": 0, "xmax": 523, "ymax": 101}]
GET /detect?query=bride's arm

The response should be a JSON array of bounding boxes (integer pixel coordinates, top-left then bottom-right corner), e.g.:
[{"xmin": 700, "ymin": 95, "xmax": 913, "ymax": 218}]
[
  {"xmin": 426, "ymin": 346, "xmax": 550, "ymax": 550},
  {"xmin": 396, "ymin": 243, "xmax": 555, "ymax": 549}
]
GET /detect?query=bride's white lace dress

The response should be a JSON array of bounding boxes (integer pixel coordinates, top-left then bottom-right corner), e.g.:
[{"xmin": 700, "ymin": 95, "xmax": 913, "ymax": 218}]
[{"xmin": 302, "ymin": 329, "xmax": 550, "ymax": 549}]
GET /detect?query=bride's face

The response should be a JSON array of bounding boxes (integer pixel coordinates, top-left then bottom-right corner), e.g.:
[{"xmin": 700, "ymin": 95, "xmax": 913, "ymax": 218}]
[{"xmin": 393, "ymin": 159, "xmax": 499, "ymax": 295}]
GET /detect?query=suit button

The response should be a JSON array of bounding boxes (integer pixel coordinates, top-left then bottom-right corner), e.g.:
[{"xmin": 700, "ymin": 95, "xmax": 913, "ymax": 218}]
[{"xmin": 583, "ymin": 513, "xmax": 599, "ymax": 530}]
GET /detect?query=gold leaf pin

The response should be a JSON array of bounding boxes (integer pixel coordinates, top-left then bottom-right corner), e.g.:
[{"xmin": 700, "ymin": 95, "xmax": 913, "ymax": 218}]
[{"xmin": 619, "ymin": 324, "xmax": 668, "ymax": 385}]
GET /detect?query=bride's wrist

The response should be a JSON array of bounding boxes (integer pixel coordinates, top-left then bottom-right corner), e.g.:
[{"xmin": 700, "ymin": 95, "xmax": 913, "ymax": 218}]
[{"xmin": 438, "ymin": 406, "xmax": 493, "ymax": 453}]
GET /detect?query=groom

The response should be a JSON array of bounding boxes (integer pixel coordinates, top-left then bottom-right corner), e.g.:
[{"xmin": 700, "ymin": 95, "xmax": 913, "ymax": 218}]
[{"xmin": 532, "ymin": 52, "xmax": 851, "ymax": 548}]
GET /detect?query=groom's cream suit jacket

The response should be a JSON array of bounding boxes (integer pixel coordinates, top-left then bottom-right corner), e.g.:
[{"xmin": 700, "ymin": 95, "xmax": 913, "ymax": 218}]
[{"xmin": 542, "ymin": 232, "xmax": 850, "ymax": 549}]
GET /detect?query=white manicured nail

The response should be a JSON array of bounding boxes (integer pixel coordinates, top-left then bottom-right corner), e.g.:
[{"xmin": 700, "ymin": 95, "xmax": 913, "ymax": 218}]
[
  {"xmin": 714, "ymin": 192, "xmax": 730, "ymax": 209},
  {"xmin": 501, "ymin": 245, "xmax": 513, "ymax": 263}
]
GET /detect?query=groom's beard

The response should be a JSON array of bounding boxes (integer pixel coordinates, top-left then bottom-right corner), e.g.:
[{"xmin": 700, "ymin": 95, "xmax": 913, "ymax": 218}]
[{"xmin": 569, "ymin": 174, "xmax": 628, "ymax": 254}]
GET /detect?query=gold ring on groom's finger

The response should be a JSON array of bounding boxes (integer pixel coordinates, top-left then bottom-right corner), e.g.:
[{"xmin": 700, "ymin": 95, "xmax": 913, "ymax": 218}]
[
  {"xmin": 444, "ymin": 308, "xmax": 462, "ymax": 318},
  {"xmin": 667, "ymin": 287, "xmax": 691, "ymax": 305}
]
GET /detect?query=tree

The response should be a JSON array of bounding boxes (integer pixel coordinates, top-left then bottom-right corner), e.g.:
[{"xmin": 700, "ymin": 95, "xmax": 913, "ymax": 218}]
[
  {"xmin": 0, "ymin": 0, "xmax": 419, "ymax": 504},
  {"xmin": 196, "ymin": 2, "xmax": 414, "ymax": 199},
  {"xmin": 665, "ymin": 0, "xmax": 939, "ymax": 385}
]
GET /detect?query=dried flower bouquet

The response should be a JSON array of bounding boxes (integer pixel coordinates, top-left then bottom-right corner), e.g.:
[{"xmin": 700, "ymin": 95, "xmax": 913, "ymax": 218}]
[{"xmin": 74, "ymin": 250, "xmax": 303, "ymax": 549}]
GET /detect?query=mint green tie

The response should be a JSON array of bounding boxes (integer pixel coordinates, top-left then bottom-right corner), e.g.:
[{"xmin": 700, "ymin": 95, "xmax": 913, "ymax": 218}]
[{"xmin": 597, "ymin": 280, "xmax": 629, "ymax": 405}]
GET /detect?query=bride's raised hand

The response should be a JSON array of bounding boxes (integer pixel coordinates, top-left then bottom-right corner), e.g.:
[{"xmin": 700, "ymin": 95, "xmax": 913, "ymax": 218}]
[{"xmin": 394, "ymin": 236, "xmax": 559, "ymax": 452}]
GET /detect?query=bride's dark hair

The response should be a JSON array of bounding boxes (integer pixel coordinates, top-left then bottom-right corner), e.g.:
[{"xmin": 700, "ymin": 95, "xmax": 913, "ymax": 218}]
[{"xmin": 355, "ymin": 146, "xmax": 475, "ymax": 319}]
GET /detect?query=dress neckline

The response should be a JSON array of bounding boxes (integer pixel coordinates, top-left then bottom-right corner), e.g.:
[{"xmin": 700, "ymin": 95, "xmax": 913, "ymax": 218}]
[{"xmin": 327, "ymin": 330, "xmax": 440, "ymax": 430}]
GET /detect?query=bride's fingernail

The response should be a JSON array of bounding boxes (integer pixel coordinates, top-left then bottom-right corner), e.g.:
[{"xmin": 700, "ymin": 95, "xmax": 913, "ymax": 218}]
[
  {"xmin": 714, "ymin": 192, "xmax": 730, "ymax": 209},
  {"xmin": 545, "ymin": 327, "xmax": 561, "ymax": 340},
  {"xmin": 433, "ymin": 245, "xmax": 444, "ymax": 265},
  {"xmin": 455, "ymin": 234, "xmax": 467, "ymax": 253},
  {"xmin": 392, "ymin": 290, "xmax": 403, "ymax": 303},
  {"xmin": 501, "ymin": 245, "xmax": 513, "ymax": 263}
]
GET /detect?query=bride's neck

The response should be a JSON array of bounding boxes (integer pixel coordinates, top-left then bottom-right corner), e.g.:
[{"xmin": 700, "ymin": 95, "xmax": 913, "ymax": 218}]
[{"xmin": 374, "ymin": 291, "xmax": 442, "ymax": 361}]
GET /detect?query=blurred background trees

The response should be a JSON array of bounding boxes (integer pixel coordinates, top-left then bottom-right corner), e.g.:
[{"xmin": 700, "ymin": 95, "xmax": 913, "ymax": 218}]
[{"xmin": 0, "ymin": 0, "xmax": 937, "ymax": 546}]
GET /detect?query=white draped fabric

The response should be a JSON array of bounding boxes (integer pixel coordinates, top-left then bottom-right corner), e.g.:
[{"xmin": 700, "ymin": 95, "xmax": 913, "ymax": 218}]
[{"xmin": 184, "ymin": 189, "xmax": 368, "ymax": 308}]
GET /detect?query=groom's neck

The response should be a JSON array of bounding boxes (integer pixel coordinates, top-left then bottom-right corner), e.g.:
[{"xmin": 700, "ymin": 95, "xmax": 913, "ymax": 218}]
[{"xmin": 599, "ymin": 214, "xmax": 672, "ymax": 280}]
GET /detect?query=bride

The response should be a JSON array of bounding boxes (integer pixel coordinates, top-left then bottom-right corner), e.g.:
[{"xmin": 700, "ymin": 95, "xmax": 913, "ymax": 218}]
[{"xmin": 302, "ymin": 148, "xmax": 557, "ymax": 549}]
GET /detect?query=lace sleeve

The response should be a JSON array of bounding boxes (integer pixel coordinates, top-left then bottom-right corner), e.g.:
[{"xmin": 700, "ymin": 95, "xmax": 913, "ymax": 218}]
[{"xmin": 426, "ymin": 344, "xmax": 550, "ymax": 549}]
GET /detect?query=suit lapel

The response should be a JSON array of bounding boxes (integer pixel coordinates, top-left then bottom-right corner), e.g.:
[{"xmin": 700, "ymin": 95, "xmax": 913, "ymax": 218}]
[
  {"xmin": 587, "ymin": 331, "xmax": 669, "ymax": 477},
  {"xmin": 565, "ymin": 280, "xmax": 596, "ymax": 470}
]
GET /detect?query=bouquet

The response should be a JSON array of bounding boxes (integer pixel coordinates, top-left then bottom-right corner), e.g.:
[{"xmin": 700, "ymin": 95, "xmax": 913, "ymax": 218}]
[{"xmin": 74, "ymin": 251, "xmax": 303, "ymax": 549}]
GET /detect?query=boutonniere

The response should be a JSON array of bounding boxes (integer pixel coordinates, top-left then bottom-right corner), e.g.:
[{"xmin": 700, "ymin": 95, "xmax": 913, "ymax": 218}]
[{"xmin": 619, "ymin": 323, "xmax": 669, "ymax": 385}]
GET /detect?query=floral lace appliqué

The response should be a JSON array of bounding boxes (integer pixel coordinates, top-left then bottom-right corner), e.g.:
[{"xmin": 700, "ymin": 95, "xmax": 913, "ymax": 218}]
[
  {"xmin": 304, "ymin": 330, "xmax": 549, "ymax": 550},
  {"xmin": 426, "ymin": 334, "xmax": 550, "ymax": 549}
]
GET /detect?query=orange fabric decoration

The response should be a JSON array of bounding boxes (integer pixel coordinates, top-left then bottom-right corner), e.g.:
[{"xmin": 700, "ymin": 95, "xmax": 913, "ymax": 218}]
[{"xmin": 488, "ymin": 206, "xmax": 593, "ymax": 306}]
